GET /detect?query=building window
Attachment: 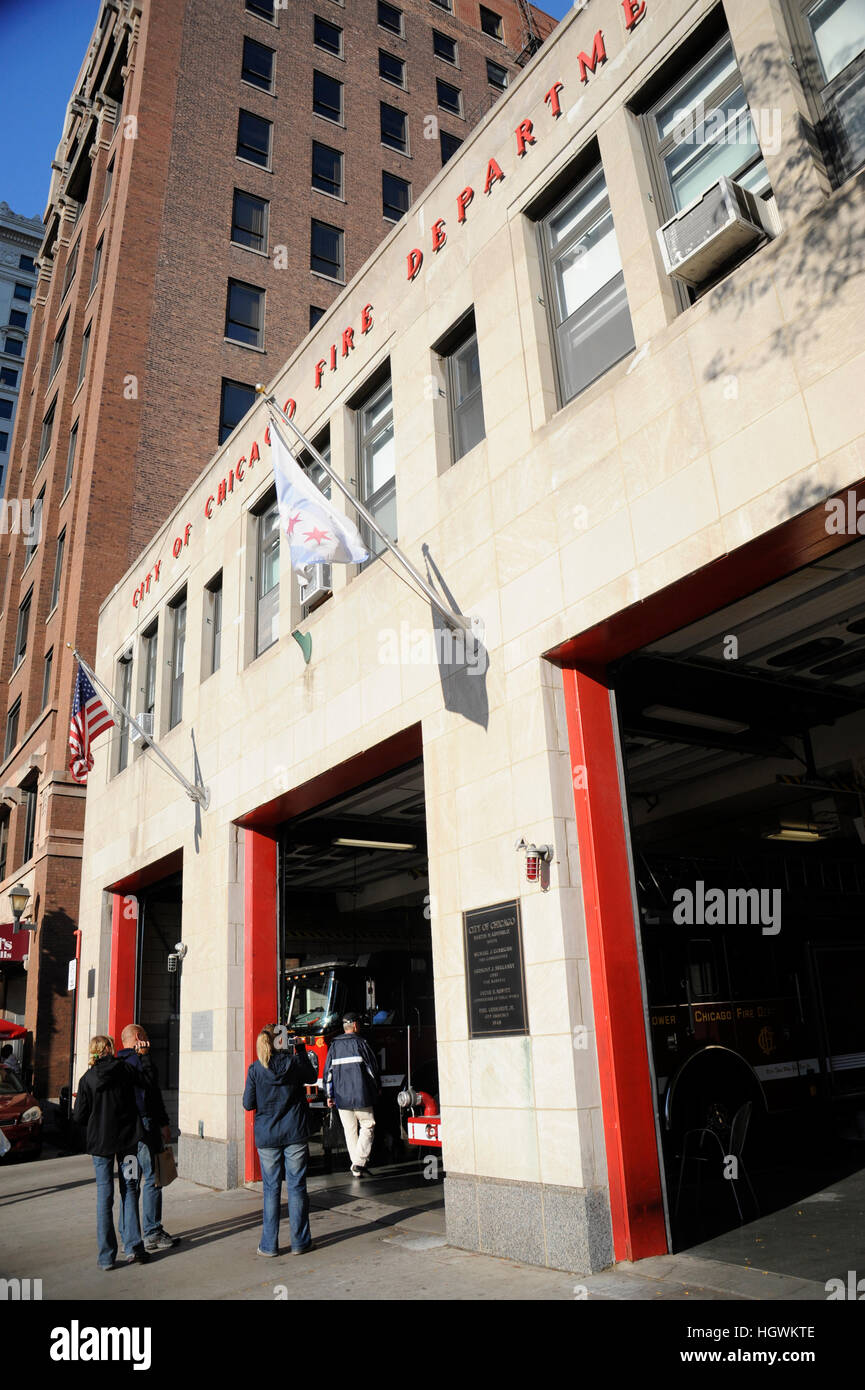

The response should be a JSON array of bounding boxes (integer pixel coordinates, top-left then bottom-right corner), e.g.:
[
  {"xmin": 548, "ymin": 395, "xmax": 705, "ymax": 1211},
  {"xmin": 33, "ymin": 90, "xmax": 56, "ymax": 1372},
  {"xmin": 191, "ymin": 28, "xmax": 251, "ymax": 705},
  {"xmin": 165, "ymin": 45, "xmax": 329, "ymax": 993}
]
[
  {"xmin": 539, "ymin": 163, "xmax": 635, "ymax": 405},
  {"xmin": 61, "ymin": 238, "xmax": 80, "ymax": 299},
  {"xmin": 237, "ymin": 109, "xmax": 272, "ymax": 167},
  {"xmin": 14, "ymin": 589, "xmax": 32, "ymax": 668},
  {"xmin": 39, "ymin": 400, "xmax": 56, "ymax": 462},
  {"xmin": 795, "ymin": 0, "xmax": 865, "ymax": 182},
  {"xmin": 313, "ymin": 70, "xmax": 343, "ymax": 122},
  {"xmin": 204, "ymin": 573, "xmax": 222, "ymax": 678},
  {"xmin": 246, "ymin": 0, "xmax": 275, "ymax": 18},
  {"xmin": 310, "ymin": 305, "xmax": 326, "ymax": 329},
  {"xmin": 479, "ymin": 5, "xmax": 503, "ymax": 40},
  {"xmin": 13, "ymin": 283, "xmax": 31, "ymax": 303},
  {"xmin": 431, "ymin": 0, "xmax": 452, "ymax": 9},
  {"xmin": 379, "ymin": 50, "xmax": 406, "ymax": 86},
  {"xmin": 645, "ymin": 32, "xmax": 772, "ymax": 216},
  {"xmin": 436, "ymin": 79, "xmax": 462, "ymax": 115},
  {"xmin": 487, "ymin": 59, "xmax": 508, "ymax": 89},
  {"xmin": 378, "ymin": 1, "xmax": 404, "ymax": 36},
  {"xmin": 242, "ymin": 36, "xmax": 275, "ymax": 91},
  {"xmin": 41, "ymin": 648, "xmax": 53, "ymax": 710},
  {"xmin": 102, "ymin": 158, "xmax": 114, "ymax": 210},
  {"xmin": 0, "ymin": 368, "xmax": 18, "ymax": 387},
  {"xmin": 0, "ymin": 433, "xmax": 7, "ymax": 453},
  {"xmin": 77, "ymin": 323, "xmax": 92, "ymax": 388},
  {"xmin": 311, "ymin": 219, "xmax": 344, "ymax": 279},
  {"xmin": 381, "ymin": 102, "xmax": 408, "ymax": 151},
  {"xmin": 0, "ymin": 400, "xmax": 11, "ymax": 419},
  {"xmin": 382, "ymin": 170, "xmax": 411, "ymax": 220},
  {"xmin": 22, "ymin": 782, "xmax": 37, "ymax": 864},
  {"xmin": 256, "ymin": 495, "xmax": 280, "ymax": 657},
  {"xmin": 64, "ymin": 420, "xmax": 79, "ymax": 494},
  {"xmin": 440, "ymin": 130, "xmax": 462, "ymax": 164},
  {"xmin": 433, "ymin": 31, "xmax": 457, "ymax": 63},
  {"xmin": 168, "ymin": 590, "xmax": 186, "ymax": 729},
  {"xmin": 24, "ymin": 487, "xmax": 44, "ymax": 566},
  {"xmin": 89, "ymin": 236, "xmax": 104, "ymax": 295},
  {"xmin": 115, "ymin": 649, "xmax": 133, "ymax": 772},
  {"xmin": 220, "ymin": 378, "xmax": 256, "ymax": 443},
  {"xmin": 314, "ymin": 15, "xmax": 343, "ymax": 55},
  {"xmin": 141, "ymin": 622, "xmax": 158, "ymax": 723},
  {"xmin": 225, "ymin": 279, "xmax": 265, "ymax": 348},
  {"xmin": 19, "ymin": 255, "xmax": 35, "ymax": 272},
  {"xmin": 49, "ymin": 316, "xmax": 68, "ymax": 380},
  {"xmin": 0, "ymin": 812, "xmax": 9, "ymax": 881},
  {"xmin": 4, "ymin": 336, "xmax": 23, "ymax": 357},
  {"xmin": 9, "ymin": 310, "xmax": 27, "ymax": 330},
  {"xmin": 4, "ymin": 699, "xmax": 20, "ymax": 759},
  {"xmin": 232, "ymin": 190, "xmax": 269, "ymax": 251},
  {"xmin": 50, "ymin": 529, "xmax": 65, "ymax": 611},
  {"xmin": 440, "ymin": 314, "xmax": 486, "ymax": 462},
  {"xmin": 312, "ymin": 142, "xmax": 343, "ymax": 198},
  {"xmin": 357, "ymin": 376, "xmax": 396, "ymax": 561}
]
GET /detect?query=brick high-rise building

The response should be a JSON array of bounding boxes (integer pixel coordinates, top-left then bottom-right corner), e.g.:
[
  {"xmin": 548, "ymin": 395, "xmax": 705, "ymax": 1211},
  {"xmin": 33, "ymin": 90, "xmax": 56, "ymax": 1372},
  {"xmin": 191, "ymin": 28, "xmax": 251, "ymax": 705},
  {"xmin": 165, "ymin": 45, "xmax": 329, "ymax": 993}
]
[{"xmin": 0, "ymin": 0, "xmax": 556, "ymax": 1096}]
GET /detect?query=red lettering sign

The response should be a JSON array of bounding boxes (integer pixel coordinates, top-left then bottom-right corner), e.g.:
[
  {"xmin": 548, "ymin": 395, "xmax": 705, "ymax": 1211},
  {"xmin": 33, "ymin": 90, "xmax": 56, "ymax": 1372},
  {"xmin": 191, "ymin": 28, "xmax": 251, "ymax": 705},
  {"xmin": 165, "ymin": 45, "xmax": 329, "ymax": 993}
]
[
  {"xmin": 361, "ymin": 304, "xmax": 373, "ymax": 333},
  {"xmin": 457, "ymin": 187, "xmax": 474, "ymax": 224},
  {"xmin": 407, "ymin": 249, "xmax": 423, "ymax": 280},
  {"xmin": 314, "ymin": 360, "xmax": 328, "ymax": 389},
  {"xmin": 545, "ymin": 82, "xmax": 564, "ymax": 118},
  {"xmin": 342, "ymin": 327, "xmax": 355, "ymax": 357},
  {"xmin": 431, "ymin": 218, "xmax": 447, "ymax": 252},
  {"xmin": 515, "ymin": 119, "xmax": 536, "ymax": 157},
  {"xmin": 250, "ymin": 440, "xmax": 260, "ymax": 464},
  {"xmin": 484, "ymin": 158, "xmax": 505, "ymax": 195},
  {"xmin": 578, "ymin": 31, "xmax": 607, "ymax": 83},
  {"xmin": 622, "ymin": 0, "xmax": 646, "ymax": 30}
]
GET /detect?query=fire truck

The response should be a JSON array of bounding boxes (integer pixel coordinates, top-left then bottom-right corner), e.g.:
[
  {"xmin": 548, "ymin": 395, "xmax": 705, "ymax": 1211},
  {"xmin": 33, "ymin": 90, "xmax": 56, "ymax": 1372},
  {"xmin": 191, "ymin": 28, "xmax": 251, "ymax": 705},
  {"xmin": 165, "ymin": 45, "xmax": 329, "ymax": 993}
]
[{"xmin": 282, "ymin": 950, "xmax": 441, "ymax": 1155}]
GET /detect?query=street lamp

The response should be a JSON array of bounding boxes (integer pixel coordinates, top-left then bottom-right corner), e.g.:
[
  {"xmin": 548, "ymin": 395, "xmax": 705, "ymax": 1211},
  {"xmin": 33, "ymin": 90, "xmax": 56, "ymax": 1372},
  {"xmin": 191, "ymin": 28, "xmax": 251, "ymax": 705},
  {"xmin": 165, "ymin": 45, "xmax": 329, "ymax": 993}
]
[{"xmin": 8, "ymin": 883, "xmax": 31, "ymax": 933}]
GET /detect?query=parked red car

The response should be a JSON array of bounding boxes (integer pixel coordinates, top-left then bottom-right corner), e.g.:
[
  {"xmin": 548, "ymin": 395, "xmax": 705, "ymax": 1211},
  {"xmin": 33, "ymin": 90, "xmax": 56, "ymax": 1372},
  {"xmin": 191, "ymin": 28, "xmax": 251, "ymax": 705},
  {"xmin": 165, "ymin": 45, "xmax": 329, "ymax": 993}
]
[{"xmin": 0, "ymin": 1064, "xmax": 42, "ymax": 1160}]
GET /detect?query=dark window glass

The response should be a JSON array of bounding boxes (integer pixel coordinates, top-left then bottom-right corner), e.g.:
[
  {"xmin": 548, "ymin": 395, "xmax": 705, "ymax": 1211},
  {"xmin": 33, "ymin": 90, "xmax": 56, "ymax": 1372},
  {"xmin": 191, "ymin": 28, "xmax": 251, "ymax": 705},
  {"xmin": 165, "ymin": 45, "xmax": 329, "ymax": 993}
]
[
  {"xmin": 382, "ymin": 170, "xmax": 411, "ymax": 220},
  {"xmin": 13, "ymin": 283, "xmax": 31, "ymax": 303},
  {"xmin": 242, "ymin": 37, "xmax": 274, "ymax": 91},
  {"xmin": 50, "ymin": 530, "xmax": 65, "ymax": 610},
  {"xmin": 9, "ymin": 310, "xmax": 27, "ymax": 330},
  {"xmin": 19, "ymin": 255, "xmax": 35, "ymax": 272},
  {"xmin": 4, "ymin": 337, "xmax": 23, "ymax": 357},
  {"xmin": 540, "ymin": 164, "xmax": 636, "ymax": 404},
  {"xmin": 479, "ymin": 5, "xmax": 503, "ymax": 39},
  {"xmin": 256, "ymin": 498, "xmax": 280, "ymax": 656},
  {"xmin": 310, "ymin": 305, "xmax": 326, "ymax": 329},
  {"xmin": 313, "ymin": 70, "xmax": 343, "ymax": 122},
  {"xmin": 205, "ymin": 573, "xmax": 223, "ymax": 678},
  {"xmin": 237, "ymin": 109, "xmax": 272, "ymax": 166},
  {"xmin": 444, "ymin": 321, "xmax": 486, "ymax": 462},
  {"xmin": 312, "ymin": 142, "xmax": 343, "ymax": 197},
  {"xmin": 77, "ymin": 323, "xmax": 91, "ymax": 387},
  {"xmin": 142, "ymin": 623, "xmax": 158, "ymax": 719},
  {"xmin": 431, "ymin": 0, "xmax": 452, "ymax": 9},
  {"xmin": 4, "ymin": 700, "xmax": 20, "ymax": 758},
  {"xmin": 220, "ymin": 378, "xmax": 256, "ymax": 443},
  {"xmin": 89, "ymin": 236, "xmax": 104, "ymax": 295},
  {"xmin": 378, "ymin": 1, "xmax": 403, "ymax": 35},
  {"xmin": 314, "ymin": 16, "xmax": 343, "ymax": 55},
  {"xmin": 64, "ymin": 421, "xmax": 78, "ymax": 494},
  {"xmin": 487, "ymin": 59, "xmax": 508, "ymax": 89},
  {"xmin": 0, "ymin": 433, "xmax": 7, "ymax": 452},
  {"xmin": 381, "ymin": 102, "xmax": 408, "ymax": 151},
  {"xmin": 379, "ymin": 50, "xmax": 406, "ymax": 85},
  {"xmin": 801, "ymin": 0, "xmax": 865, "ymax": 182},
  {"xmin": 168, "ymin": 591, "xmax": 186, "ymax": 729},
  {"xmin": 225, "ymin": 279, "xmax": 265, "ymax": 347},
  {"xmin": 357, "ymin": 378, "xmax": 396, "ymax": 561},
  {"xmin": 436, "ymin": 78, "xmax": 462, "ymax": 115},
  {"xmin": 0, "ymin": 400, "xmax": 11, "ymax": 418},
  {"xmin": 232, "ymin": 190, "xmax": 269, "ymax": 251},
  {"xmin": 24, "ymin": 488, "xmax": 44, "ymax": 565},
  {"xmin": 116, "ymin": 651, "xmax": 133, "ymax": 772},
  {"xmin": 61, "ymin": 239, "xmax": 79, "ymax": 298},
  {"xmin": 102, "ymin": 158, "xmax": 114, "ymax": 209},
  {"xmin": 39, "ymin": 401, "xmax": 56, "ymax": 461},
  {"xmin": 246, "ymin": 0, "xmax": 275, "ymax": 18},
  {"xmin": 14, "ymin": 589, "xmax": 32, "ymax": 667},
  {"xmin": 0, "ymin": 368, "xmax": 18, "ymax": 386},
  {"xmin": 22, "ymin": 783, "xmax": 37, "ymax": 864},
  {"xmin": 310, "ymin": 219, "xmax": 344, "ymax": 279},
  {"xmin": 41, "ymin": 649, "xmax": 53, "ymax": 710},
  {"xmin": 433, "ymin": 30, "xmax": 457, "ymax": 62},
  {"xmin": 50, "ymin": 317, "xmax": 67, "ymax": 380}
]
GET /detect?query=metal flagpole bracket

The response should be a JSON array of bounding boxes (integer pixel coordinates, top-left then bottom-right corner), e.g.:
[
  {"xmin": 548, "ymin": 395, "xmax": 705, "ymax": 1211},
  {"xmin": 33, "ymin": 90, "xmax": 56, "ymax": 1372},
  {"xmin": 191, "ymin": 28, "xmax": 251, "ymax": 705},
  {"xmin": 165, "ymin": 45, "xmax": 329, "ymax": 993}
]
[{"xmin": 256, "ymin": 385, "xmax": 471, "ymax": 635}]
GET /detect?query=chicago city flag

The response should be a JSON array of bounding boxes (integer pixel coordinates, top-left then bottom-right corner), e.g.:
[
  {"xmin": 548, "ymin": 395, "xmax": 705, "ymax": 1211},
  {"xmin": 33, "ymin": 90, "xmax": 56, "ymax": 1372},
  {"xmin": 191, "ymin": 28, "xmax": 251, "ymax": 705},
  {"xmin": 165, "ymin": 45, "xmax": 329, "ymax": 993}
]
[
  {"xmin": 269, "ymin": 415, "xmax": 369, "ymax": 569},
  {"xmin": 69, "ymin": 663, "xmax": 114, "ymax": 784}
]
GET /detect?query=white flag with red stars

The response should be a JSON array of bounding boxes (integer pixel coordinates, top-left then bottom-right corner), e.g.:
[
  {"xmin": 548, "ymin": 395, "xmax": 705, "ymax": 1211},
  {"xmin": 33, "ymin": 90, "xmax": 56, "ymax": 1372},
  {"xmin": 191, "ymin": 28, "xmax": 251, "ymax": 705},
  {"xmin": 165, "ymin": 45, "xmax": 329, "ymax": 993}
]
[{"xmin": 269, "ymin": 415, "xmax": 369, "ymax": 568}]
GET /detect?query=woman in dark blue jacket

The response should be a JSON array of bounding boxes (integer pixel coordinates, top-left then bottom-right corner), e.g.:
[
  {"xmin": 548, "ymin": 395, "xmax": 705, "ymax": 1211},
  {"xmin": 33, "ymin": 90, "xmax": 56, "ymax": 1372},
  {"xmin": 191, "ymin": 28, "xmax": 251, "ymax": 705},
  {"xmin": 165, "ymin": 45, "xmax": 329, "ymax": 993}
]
[{"xmin": 242, "ymin": 1026, "xmax": 318, "ymax": 1256}]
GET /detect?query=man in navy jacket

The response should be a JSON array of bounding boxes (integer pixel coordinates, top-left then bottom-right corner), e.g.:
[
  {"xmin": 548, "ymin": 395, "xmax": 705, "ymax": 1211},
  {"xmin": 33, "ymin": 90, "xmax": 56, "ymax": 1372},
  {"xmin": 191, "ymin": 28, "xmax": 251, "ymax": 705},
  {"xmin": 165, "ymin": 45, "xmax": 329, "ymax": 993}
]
[{"xmin": 324, "ymin": 1012, "xmax": 381, "ymax": 1177}]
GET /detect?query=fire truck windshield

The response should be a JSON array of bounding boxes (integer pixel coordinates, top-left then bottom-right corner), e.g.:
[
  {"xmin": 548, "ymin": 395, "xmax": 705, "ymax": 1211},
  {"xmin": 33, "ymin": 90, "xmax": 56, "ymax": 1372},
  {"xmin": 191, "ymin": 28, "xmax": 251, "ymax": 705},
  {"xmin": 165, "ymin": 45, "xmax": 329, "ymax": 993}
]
[{"xmin": 285, "ymin": 970, "xmax": 344, "ymax": 1031}]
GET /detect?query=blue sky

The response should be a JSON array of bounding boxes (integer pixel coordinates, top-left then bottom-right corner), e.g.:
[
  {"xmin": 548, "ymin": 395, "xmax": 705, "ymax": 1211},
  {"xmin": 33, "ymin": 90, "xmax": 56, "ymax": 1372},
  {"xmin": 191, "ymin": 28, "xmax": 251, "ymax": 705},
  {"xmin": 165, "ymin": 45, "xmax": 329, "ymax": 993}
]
[{"xmin": 0, "ymin": 0, "xmax": 574, "ymax": 218}]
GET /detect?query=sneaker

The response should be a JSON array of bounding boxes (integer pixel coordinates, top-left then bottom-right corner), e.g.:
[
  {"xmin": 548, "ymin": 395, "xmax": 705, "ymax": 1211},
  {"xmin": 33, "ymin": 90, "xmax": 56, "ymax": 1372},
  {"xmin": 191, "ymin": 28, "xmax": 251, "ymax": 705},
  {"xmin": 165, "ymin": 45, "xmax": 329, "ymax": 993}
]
[
  {"xmin": 256, "ymin": 1246, "xmax": 279, "ymax": 1258},
  {"xmin": 126, "ymin": 1248, "xmax": 150, "ymax": 1265},
  {"xmin": 291, "ymin": 1241, "xmax": 316, "ymax": 1256},
  {"xmin": 144, "ymin": 1231, "xmax": 180, "ymax": 1252},
  {"xmin": 350, "ymin": 1164, "xmax": 364, "ymax": 1176}
]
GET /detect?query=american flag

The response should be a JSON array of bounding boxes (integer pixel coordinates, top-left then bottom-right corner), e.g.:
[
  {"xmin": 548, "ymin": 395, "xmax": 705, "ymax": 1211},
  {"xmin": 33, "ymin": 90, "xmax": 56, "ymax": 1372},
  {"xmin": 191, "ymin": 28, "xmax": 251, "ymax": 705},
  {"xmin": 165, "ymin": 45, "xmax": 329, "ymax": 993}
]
[{"xmin": 69, "ymin": 663, "xmax": 114, "ymax": 784}]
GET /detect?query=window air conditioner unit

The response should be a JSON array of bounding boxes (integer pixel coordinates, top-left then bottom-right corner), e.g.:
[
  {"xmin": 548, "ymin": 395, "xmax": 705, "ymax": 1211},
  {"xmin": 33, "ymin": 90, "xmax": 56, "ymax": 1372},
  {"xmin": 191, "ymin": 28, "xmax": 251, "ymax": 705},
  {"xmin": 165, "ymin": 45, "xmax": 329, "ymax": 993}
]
[
  {"xmin": 298, "ymin": 564, "xmax": 332, "ymax": 614},
  {"xmin": 129, "ymin": 713, "xmax": 154, "ymax": 744},
  {"xmin": 657, "ymin": 176, "xmax": 772, "ymax": 289}
]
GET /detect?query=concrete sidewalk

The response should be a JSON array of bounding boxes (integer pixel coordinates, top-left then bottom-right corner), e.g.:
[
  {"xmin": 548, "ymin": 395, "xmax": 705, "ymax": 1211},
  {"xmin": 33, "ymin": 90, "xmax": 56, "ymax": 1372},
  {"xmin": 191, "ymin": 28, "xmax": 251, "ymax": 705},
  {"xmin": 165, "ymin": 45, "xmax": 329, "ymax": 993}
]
[{"xmin": 0, "ymin": 1152, "xmax": 830, "ymax": 1301}]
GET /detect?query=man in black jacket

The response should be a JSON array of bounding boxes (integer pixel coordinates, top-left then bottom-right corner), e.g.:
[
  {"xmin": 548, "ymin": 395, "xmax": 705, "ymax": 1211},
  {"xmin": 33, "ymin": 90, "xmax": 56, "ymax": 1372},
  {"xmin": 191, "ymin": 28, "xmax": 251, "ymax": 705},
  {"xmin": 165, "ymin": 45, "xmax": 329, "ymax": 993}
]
[
  {"xmin": 118, "ymin": 1023, "xmax": 180, "ymax": 1253},
  {"xmin": 73, "ymin": 1035, "xmax": 147, "ymax": 1270},
  {"xmin": 324, "ymin": 1012, "xmax": 381, "ymax": 1177}
]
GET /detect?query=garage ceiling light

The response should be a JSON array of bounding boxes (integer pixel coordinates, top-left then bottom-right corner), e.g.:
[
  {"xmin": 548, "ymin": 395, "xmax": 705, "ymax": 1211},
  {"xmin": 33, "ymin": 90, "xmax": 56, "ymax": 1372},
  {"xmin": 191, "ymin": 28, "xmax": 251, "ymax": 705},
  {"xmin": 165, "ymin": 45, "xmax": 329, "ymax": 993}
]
[
  {"xmin": 333, "ymin": 837, "xmax": 418, "ymax": 851},
  {"xmin": 762, "ymin": 824, "xmax": 826, "ymax": 842},
  {"xmin": 642, "ymin": 704, "xmax": 749, "ymax": 734}
]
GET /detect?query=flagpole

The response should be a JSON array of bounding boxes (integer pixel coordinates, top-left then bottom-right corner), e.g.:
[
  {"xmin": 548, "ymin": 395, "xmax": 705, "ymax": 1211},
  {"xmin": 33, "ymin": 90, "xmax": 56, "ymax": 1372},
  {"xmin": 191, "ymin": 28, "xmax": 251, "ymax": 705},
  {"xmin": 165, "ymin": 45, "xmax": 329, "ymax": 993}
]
[
  {"xmin": 68, "ymin": 647, "xmax": 210, "ymax": 809},
  {"xmin": 259, "ymin": 389, "xmax": 471, "ymax": 635}
]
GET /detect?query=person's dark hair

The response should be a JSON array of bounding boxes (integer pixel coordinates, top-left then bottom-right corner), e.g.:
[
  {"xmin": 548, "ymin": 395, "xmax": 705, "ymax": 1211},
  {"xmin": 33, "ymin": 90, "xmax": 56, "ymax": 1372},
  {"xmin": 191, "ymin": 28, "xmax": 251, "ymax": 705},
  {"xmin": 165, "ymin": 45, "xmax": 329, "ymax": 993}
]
[{"xmin": 0, "ymin": 1044, "xmax": 12, "ymax": 1060}]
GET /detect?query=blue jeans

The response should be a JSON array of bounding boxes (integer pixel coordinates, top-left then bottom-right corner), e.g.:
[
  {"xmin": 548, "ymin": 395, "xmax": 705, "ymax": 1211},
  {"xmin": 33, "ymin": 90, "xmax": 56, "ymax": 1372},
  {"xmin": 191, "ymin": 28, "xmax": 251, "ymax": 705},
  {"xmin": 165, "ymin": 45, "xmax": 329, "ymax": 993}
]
[
  {"xmin": 257, "ymin": 1143, "xmax": 311, "ymax": 1254},
  {"xmin": 138, "ymin": 1120, "xmax": 164, "ymax": 1240},
  {"xmin": 92, "ymin": 1154, "xmax": 144, "ymax": 1267}
]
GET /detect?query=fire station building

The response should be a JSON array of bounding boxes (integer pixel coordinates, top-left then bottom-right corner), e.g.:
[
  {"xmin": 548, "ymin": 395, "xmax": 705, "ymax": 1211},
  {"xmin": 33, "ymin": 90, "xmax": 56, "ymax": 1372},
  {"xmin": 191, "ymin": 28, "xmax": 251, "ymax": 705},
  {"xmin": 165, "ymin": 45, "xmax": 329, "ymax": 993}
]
[{"xmin": 75, "ymin": 0, "xmax": 865, "ymax": 1273}]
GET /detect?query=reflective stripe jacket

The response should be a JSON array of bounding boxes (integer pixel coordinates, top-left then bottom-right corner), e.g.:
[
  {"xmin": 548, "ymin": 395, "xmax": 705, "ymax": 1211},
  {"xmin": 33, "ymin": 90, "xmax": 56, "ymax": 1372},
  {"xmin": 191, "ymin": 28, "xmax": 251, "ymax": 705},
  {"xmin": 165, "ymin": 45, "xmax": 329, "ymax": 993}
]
[{"xmin": 323, "ymin": 1034, "xmax": 380, "ymax": 1109}]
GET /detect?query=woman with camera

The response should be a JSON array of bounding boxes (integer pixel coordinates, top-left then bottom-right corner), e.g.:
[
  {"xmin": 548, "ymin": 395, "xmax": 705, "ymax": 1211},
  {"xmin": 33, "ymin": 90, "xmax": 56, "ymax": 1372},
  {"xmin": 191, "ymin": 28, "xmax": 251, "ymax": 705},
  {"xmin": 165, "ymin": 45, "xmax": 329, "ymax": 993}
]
[{"xmin": 242, "ymin": 1024, "xmax": 318, "ymax": 1257}]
